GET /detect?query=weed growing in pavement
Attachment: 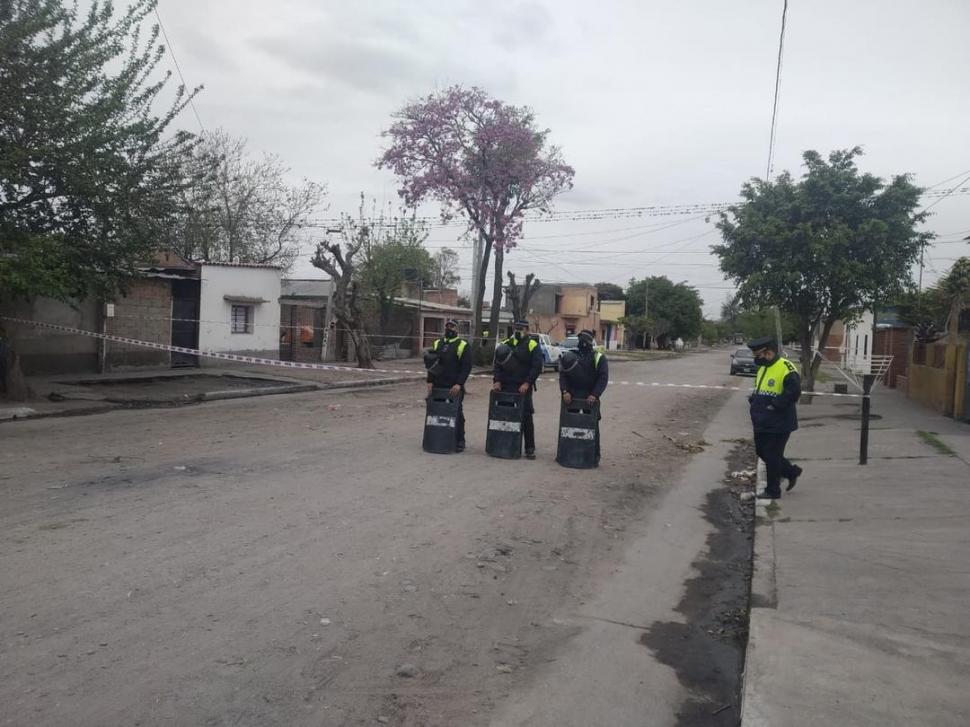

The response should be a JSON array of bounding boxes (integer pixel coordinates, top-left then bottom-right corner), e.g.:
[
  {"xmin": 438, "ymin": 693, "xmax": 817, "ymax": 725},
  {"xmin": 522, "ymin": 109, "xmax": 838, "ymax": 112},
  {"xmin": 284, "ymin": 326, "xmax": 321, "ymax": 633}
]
[{"xmin": 916, "ymin": 430, "xmax": 957, "ymax": 456}]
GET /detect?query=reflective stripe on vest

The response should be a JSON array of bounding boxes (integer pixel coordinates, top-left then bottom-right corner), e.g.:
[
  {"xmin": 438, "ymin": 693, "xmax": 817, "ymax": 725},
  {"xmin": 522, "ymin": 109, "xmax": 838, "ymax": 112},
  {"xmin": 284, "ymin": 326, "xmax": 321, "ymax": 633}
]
[
  {"xmin": 755, "ymin": 357, "xmax": 797, "ymax": 396},
  {"xmin": 594, "ymin": 351, "xmax": 603, "ymax": 368},
  {"xmin": 502, "ymin": 337, "xmax": 538, "ymax": 352},
  {"xmin": 433, "ymin": 337, "xmax": 467, "ymax": 358}
]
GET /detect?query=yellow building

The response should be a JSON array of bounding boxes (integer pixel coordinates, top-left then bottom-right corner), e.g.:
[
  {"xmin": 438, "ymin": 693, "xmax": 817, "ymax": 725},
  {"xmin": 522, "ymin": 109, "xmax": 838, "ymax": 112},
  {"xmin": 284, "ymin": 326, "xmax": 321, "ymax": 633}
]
[{"xmin": 598, "ymin": 300, "xmax": 626, "ymax": 350}]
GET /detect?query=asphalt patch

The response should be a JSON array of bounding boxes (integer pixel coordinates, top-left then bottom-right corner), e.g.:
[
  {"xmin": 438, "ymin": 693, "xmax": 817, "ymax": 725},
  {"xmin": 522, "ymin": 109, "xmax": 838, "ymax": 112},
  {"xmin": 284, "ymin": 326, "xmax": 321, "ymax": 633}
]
[{"xmin": 640, "ymin": 440, "xmax": 755, "ymax": 726}]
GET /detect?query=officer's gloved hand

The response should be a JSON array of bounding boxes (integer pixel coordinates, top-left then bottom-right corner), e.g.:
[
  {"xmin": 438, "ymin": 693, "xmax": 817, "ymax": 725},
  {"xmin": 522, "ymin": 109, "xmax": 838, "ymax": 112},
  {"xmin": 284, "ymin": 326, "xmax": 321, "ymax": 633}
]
[{"xmin": 562, "ymin": 392, "xmax": 572, "ymax": 404}]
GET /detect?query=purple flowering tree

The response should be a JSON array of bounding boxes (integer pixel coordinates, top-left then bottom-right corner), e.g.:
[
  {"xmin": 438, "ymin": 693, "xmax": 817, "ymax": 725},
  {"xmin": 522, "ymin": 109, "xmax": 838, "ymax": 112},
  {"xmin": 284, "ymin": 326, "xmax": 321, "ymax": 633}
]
[{"xmin": 376, "ymin": 86, "xmax": 574, "ymax": 352}]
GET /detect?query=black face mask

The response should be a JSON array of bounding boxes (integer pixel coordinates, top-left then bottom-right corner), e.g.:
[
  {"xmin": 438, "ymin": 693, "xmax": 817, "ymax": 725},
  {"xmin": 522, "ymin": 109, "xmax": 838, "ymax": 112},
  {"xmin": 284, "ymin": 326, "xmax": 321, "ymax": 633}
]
[
  {"xmin": 514, "ymin": 330, "xmax": 525, "ymax": 340},
  {"xmin": 754, "ymin": 355, "xmax": 770, "ymax": 367},
  {"xmin": 445, "ymin": 329, "xmax": 457, "ymax": 339}
]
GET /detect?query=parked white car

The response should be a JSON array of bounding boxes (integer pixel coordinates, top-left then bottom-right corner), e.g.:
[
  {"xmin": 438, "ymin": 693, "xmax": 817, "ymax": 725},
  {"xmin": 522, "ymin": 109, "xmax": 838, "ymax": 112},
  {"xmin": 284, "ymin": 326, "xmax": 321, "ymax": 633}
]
[{"xmin": 531, "ymin": 333, "xmax": 563, "ymax": 371}]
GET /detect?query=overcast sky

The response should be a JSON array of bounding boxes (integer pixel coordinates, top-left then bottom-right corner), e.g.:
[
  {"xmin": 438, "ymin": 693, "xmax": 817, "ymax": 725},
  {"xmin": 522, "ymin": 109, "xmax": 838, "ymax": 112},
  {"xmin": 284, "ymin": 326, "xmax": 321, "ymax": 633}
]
[{"xmin": 155, "ymin": 0, "xmax": 970, "ymax": 316}]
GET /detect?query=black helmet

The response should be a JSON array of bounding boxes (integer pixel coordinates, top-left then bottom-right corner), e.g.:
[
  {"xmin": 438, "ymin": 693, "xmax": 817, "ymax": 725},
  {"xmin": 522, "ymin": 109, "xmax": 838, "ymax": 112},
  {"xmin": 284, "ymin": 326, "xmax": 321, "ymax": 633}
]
[
  {"xmin": 423, "ymin": 349, "xmax": 443, "ymax": 375},
  {"xmin": 560, "ymin": 350, "xmax": 580, "ymax": 373},
  {"xmin": 494, "ymin": 342, "xmax": 514, "ymax": 370}
]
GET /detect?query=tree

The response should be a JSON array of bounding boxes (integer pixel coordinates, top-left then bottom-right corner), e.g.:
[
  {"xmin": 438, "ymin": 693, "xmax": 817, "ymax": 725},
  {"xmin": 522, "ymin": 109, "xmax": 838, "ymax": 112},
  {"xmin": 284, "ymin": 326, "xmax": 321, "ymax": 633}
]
[
  {"xmin": 720, "ymin": 295, "xmax": 742, "ymax": 330},
  {"xmin": 733, "ymin": 308, "xmax": 798, "ymax": 343},
  {"xmin": 596, "ymin": 282, "xmax": 625, "ymax": 301},
  {"xmin": 376, "ymin": 85, "xmax": 574, "ymax": 356},
  {"xmin": 168, "ymin": 129, "xmax": 323, "ymax": 270},
  {"xmin": 505, "ymin": 272, "xmax": 541, "ymax": 323},
  {"xmin": 359, "ymin": 209, "xmax": 434, "ymax": 341},
  {"xmin": 713, "ymin": 147, "xmax": 931, "ymax": 390},
  {"xmin": 625, "ymin": 276, "xmax": 703, "ymax": 347},
  {"xmin": 898, "ymin": 257, "xmax": 970, "ymax": 342},
  {"xmin": 1, "ymin": 0, "xmax": 197, "ymax": 398},
  {"xmin": 310, "ymin": 200, "xmax": 374, "ymax": 368},
  {"xmin": 432, "ymin": 247, "xmax": 461, "ymax": 290}
]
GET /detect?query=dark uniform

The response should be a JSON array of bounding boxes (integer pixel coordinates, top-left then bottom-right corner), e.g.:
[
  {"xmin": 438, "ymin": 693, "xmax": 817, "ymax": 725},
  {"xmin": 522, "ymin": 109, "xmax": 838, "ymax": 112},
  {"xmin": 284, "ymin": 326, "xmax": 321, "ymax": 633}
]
[
  {"xmin": 748, "ymin": 336, "xmax": 802, "ymax": 499},
  {"xmin": 493, "ymin": 330, "xmax": 544, "ymax": 456},
  {"xmin": 427, "ymin": 332, "xmax": 472, "ymax": 450},
  {"xmin": 559, "ymin": 341, "xmax": 609, "ymax": 464}
]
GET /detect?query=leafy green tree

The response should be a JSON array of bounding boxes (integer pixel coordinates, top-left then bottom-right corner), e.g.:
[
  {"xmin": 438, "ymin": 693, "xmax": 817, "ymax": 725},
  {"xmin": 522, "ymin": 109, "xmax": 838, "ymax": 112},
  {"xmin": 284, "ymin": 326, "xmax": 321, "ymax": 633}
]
[
  {"xmin": 713, "ymin": 147, "xmax": 931, "ymax": 390},
  {"xmin": 733, "ymin": 308, "xmax": 799, "ymax": 343},
  {"xmin": 359, "ymin": 211, "xmax": 435, "ymax": 341},
  {"xmin": 897, "ymin": 257, "xmax": 970, "ymax": 342},
  {"xmin": 625, "ymin": 276, "xmax": 703, "ymax": 346},
  {"xmin": 595, "ymin": 282, "xmax": 625, "ymax": 301},
  {"xmin": 1, "ymin": 0, "xmax": 197, "ymax": 398}
]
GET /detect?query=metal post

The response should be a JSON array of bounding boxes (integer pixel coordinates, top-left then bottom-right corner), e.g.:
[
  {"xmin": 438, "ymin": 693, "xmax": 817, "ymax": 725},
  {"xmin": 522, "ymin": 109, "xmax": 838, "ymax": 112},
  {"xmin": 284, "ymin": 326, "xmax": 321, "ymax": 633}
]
[{"xmin": 859, "ymin": 373, "xmax": 875, "ymax": 465}]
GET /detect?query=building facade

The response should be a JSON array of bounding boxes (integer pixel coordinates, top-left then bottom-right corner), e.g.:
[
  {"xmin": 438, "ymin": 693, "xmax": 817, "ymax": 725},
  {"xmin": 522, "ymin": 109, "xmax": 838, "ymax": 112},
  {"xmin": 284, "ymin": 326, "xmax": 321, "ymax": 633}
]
[
  {"xmin": 527, "ymin": 283, "xmax": 601, "ymax": 343},
  {"xmin": 198, "ymin": 262, "xmax": 282, "ymax": 361}
]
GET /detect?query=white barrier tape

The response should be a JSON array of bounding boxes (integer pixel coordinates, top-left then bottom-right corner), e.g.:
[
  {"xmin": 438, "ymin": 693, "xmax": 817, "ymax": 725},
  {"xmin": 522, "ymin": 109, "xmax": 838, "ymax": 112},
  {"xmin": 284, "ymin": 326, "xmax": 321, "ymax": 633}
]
[{"xmin": 1, "ymin": 317, "xmax": 871, "ymax": 398}]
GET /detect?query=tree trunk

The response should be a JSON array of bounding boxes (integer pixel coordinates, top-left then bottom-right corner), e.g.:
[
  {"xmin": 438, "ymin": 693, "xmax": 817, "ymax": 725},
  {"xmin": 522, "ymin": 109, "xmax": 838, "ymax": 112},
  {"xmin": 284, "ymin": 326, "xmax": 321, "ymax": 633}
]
[
  {"xmin": 352, "ymin": 329, "xmax": 373, "ymax": 369},
  {"xmin": 797, "ymin": 326, "xmax": 816, "ymax": 392},
  {"xmin": 1, "ymin": 338, "xmax": 30, "ymax": 402},
  {"xmin": 488, "ymin": 245, "xmax": 505, "ymax": 348},
  {"xmin": 470, "ymin": 238, "xmax": 493, "ymax": 362}
]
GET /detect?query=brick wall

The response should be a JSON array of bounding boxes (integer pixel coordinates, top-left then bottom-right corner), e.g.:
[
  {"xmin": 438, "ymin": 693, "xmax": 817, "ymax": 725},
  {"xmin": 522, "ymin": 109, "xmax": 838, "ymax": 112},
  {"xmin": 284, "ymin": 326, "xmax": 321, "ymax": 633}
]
[
  {"xmin": 873, "ymin": 327, "xmax": 911, "ymax": 387},
  {"xmin": 106, "ymin": 279, "xmax": 172, "ymax": 369}
]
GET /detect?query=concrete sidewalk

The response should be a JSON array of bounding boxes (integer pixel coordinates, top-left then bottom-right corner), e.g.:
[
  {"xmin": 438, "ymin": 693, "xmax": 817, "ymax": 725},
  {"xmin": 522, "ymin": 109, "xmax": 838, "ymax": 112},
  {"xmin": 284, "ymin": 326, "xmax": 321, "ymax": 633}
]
[{"xmin": 742, "ymin": 389, "xmax": 970, "ymax": 726}]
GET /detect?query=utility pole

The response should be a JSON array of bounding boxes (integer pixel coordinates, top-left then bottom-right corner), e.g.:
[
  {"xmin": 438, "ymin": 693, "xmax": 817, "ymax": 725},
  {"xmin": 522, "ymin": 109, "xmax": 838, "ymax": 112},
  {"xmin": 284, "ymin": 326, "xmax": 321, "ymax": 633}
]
[
  {"xmin": 773, "ymin": 305, "xmax": 784, "ymax": 351},
  {"xmin": 471, "ymin": 229, "xmax": 483, "ymax": 335}
]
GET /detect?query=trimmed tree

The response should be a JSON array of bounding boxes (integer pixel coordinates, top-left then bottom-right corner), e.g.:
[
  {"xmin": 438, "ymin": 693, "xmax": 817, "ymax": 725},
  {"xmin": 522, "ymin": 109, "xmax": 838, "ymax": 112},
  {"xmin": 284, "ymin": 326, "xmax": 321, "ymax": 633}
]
[
  {"xmin": 505, "ymin": 272, "xmax": 541, "ymax": 323},
  {"xmin": 0, "ymin": 0, "xmax": 197, "ymax": 398},
  {"xmin": 376, "ymin": 85, "xmax": 574, "ymax": 356},
  {"xmin": 713, "ymin": 147, "xmax": 931, "ymax": 390}
]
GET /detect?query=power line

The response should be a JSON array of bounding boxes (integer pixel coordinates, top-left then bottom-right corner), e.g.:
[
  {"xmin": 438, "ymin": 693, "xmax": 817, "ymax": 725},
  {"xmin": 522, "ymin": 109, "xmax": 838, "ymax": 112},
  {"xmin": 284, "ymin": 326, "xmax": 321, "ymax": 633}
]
[
  {"xmin": 154, "ymin": 6, "xmax": 205, "ymax": 133},
  {"xmin": 921, "ymin": 173, "xmax": 970, "ymax": 213},
  {"xmin": 765, "ymin": 0, "xmax": 789, "ymax": 180}
]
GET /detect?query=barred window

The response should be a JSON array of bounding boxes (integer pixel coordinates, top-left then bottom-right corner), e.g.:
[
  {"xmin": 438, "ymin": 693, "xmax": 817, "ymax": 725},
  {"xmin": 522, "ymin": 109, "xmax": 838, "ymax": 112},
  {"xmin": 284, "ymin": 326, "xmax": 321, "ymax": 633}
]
[{"xmin": 231, "ymin": 305, "xmax": 253, "ymax": 334}]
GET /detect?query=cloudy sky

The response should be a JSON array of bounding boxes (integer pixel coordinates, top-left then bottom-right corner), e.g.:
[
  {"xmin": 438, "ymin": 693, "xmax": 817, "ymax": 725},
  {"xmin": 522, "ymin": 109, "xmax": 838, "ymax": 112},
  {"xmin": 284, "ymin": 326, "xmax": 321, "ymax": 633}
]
[{"xmin": 154, "ymin": 0, "xmax": 970, "ymax": 316}]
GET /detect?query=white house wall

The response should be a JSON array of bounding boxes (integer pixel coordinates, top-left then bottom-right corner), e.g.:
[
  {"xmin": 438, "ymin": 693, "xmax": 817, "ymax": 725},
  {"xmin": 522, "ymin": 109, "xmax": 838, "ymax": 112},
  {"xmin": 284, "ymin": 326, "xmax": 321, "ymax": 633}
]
[
  {"xmin": 843, "ymin": 310, "xmax": 875, "ymax": 374},
  {"xmin": 198, "ymin": 265, "xmax": 281, "ymax": 358}
]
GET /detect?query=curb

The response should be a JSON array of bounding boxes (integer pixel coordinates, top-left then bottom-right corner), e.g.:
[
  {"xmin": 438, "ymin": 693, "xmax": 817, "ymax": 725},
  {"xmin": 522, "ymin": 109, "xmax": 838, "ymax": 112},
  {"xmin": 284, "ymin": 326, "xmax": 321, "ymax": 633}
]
[
  {"xmin": 740, "ymin": 459, "xmax": 778, "ymax": 726},
  {"xmin": 0, "ymin": 376, "xmax": 419, "ymax": 423}
]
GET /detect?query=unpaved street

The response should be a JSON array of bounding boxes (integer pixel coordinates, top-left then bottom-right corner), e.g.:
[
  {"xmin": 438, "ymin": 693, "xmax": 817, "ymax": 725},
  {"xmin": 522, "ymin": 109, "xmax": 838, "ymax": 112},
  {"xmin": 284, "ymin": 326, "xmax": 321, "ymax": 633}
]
[{"xmin": 1, "ymin": 351, "xmax": 747, "ymax": 726}]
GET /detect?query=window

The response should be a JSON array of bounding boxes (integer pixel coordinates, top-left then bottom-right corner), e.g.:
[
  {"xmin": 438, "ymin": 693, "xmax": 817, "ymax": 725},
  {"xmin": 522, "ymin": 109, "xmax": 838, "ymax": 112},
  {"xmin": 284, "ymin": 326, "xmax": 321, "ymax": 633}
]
[{"xmin": 231, "ymin": 305, "xmax": 253, "ymax": 334}]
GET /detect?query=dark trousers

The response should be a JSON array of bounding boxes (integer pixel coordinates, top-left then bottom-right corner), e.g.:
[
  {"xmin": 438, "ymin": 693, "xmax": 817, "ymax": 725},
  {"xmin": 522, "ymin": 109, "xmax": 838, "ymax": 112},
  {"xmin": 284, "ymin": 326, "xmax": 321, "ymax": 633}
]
[
  {"xmin": 501, "ymin": 384, "xmax": 535, "ymax": 452},
  {"xmin": 754, "ymin": 431, "xmax": 797, "ymax": 497},
  {"xmin": 455, "ymin": 392, "xmax": 466, "ymax": 447}
]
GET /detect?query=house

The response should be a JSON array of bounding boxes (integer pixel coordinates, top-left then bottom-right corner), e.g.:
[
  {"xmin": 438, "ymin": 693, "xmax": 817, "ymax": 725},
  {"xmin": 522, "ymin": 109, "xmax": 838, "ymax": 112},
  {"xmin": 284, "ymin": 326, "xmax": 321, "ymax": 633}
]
[
  {"xmin": 2, "ymin": 253, "xmax": 284, "ymax": 374},
  {"xmin": 198, "ymin": 262, "xmax": 282, "ymax": 362},
  {"xmin": 598, "ymin": 300, "xmax": 626, "ymax": 350},
  {"xmin": 526, "ymin": 283, "xmax": 601, "ymax": 343},
  {"xmin": 279, "ymin": 279, "xmax": 333, "ymax": 363}
]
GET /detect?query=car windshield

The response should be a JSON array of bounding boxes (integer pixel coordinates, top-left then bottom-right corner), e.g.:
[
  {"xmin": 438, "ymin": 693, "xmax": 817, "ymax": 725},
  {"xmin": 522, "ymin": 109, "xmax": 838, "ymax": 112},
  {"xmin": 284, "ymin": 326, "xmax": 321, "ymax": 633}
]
[
  {"xmin": 562, "ymin": 336, "xmax": 579, "ymax": 348},
  {"xmin": 735, "ymin": 348, "xmax": 753, "ymax": 359}
]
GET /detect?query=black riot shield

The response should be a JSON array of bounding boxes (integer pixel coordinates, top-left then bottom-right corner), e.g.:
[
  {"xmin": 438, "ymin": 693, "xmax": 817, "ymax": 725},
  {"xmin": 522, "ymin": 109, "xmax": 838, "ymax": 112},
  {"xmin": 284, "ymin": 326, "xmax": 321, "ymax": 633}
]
[
  {"xmin": 422, "ymin": 388, "xmax": 461, "ymax": 454},
  {"xmin": 485, "ymin": 390, "xmax": 525, "ymax": 459},
  {"xmin": 555, "ymin": 399, "xmax": 599, "ymax": 469}
]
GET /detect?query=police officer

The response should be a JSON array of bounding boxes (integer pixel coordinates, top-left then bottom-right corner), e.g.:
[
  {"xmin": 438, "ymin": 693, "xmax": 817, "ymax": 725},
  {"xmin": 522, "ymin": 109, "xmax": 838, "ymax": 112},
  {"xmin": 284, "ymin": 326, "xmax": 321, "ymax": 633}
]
[
  {"xmin": 426, "ymin": 319, "xmax": 472, "ymax": 452},
  {"xmin": 559, "ymin": 329, "xmax": 609, "ymax": 465},
  {"xmin": 492, "ymin": 319, "xmax": 544, "ymax": 459},
  {"xmin": 748, "ymin": 336, "xmax": 804, "ymax": 500}
]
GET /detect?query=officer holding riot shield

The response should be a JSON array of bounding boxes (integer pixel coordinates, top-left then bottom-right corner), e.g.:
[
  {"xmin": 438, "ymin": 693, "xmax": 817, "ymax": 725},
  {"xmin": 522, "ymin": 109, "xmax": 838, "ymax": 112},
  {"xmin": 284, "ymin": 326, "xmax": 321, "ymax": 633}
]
[
  {"xmin": 424, "ymin": 319, "xmax": 472, "ymax": 452},
  {"xmin": 492, "ymin": 320, "xmax": 544, "ymax": 459},
  {"xmin": 559, "ymin": 329, "xmax": 609, "ymax": 465}
]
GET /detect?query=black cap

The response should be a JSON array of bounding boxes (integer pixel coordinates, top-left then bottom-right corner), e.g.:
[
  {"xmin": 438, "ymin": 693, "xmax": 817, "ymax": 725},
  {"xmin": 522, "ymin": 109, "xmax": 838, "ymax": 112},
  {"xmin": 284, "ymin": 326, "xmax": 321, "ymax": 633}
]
[
  {"xmin": 445, "ymin": 319, "xmax": 459, "ymax": 328},
  {"xmin": 747, "ymin": 336, "xmax": 778, "ymax": 351},
  {"xmin": 513, "ymin": 319, "xmax": 529, "ymax": 328},
  {"xmin": 579, "ymin": 329, "xmax": 595, "ymax": 338}
]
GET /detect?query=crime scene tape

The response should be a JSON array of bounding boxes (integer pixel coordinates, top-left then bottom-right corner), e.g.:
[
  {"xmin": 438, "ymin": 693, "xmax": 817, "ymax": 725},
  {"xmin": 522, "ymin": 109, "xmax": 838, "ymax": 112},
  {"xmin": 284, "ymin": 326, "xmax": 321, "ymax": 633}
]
[{"xmin": 0, "ymin": 317, "xmax": 871, "ymax": 398}]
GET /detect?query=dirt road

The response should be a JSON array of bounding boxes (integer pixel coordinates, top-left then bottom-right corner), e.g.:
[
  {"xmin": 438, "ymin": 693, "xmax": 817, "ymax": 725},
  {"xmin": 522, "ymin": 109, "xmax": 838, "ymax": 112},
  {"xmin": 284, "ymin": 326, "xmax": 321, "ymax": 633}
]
[{"xmin": 0, "ymin": 351, "xmax": 746, "ymax": 726}]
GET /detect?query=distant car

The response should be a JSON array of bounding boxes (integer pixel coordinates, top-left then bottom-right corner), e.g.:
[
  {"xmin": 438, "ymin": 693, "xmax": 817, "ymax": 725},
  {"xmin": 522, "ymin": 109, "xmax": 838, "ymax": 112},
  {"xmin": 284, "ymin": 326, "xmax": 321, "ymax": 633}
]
[
  {"xmin": 531, "ymin": 333, "xmax": 562, "ymax": 371},
  {"xmin": 559, "ymin": 335, "xmax": 606, "ymax": 355},
  {"xmin": 560, "ymin": 335, "xmax": 580, "ymax": 354},
  {"xmin": 730, "ymin": 347, "xmax": 757, "ymax": 376}
]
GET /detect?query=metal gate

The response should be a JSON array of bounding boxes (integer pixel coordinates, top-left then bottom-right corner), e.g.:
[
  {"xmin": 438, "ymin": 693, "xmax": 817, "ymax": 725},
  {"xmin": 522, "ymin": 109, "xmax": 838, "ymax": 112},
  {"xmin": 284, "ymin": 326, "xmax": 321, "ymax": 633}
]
[
  {"xmin": 171, "ymin": 279, "xmax": 200, "ymax": 368},
  {"xmin": 280, "ymin": 305, "xmax": 324, "ymax": 363}
]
